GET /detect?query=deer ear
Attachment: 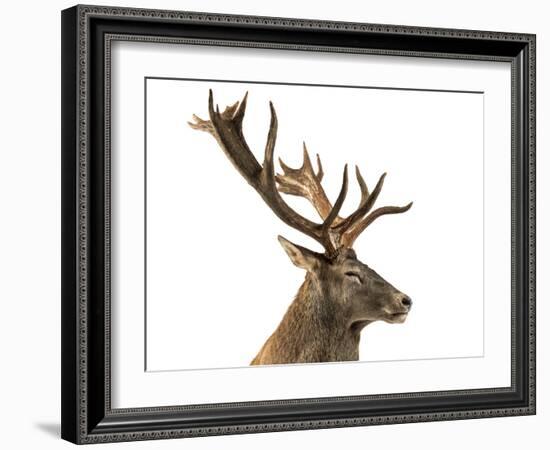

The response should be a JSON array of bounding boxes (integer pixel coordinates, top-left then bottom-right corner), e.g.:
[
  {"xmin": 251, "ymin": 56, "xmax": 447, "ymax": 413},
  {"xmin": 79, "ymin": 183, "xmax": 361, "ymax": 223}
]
[{"xmin": 277, "ymin": 235, "xmax": 320, "ymax": 271}]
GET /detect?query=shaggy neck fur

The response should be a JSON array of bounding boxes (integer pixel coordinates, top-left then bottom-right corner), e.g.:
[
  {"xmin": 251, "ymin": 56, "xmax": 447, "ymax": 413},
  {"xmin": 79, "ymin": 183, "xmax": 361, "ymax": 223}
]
[{"xmin": 251, "ymin": 274, "xmax": 362, "ymax": 365}]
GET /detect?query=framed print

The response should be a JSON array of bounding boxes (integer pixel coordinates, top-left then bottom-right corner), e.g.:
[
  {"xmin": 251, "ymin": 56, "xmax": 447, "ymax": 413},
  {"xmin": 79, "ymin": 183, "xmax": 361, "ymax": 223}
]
[{"xmin": 61, "ymin": 5, "xmax": 536, "ymax": 444}]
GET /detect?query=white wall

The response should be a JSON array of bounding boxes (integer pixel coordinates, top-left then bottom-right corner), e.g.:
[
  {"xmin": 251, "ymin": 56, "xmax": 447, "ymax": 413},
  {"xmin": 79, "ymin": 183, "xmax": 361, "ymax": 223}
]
[{"xmin": 0, "ymin": 0, "xmax": 546, "ymax": 448}]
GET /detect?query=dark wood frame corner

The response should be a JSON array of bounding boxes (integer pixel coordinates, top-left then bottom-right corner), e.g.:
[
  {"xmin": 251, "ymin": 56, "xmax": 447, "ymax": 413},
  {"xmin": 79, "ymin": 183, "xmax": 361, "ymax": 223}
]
[{"xmin": 61, "ymin": 4, "xmax": 536, "ymax": 444}]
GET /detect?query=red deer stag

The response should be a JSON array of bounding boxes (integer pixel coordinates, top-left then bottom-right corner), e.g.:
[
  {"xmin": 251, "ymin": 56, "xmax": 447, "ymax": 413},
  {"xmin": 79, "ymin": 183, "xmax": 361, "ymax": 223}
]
[{"xmin": 189, "ymin": 90, "xmax": 413, "ymax": 365}]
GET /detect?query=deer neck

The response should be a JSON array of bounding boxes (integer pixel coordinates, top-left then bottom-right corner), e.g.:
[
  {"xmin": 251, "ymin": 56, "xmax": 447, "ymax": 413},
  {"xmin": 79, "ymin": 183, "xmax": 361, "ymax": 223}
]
[{"xmin": 272, "ymin": 274, "xmax": 361, "ymax": 363}]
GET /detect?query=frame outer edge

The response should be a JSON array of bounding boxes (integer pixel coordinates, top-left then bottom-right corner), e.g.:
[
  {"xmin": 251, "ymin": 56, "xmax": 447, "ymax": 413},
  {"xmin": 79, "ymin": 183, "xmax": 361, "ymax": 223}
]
[
  {"xmin": 64, "ymin": 4, "xmax": 537, "ymax": 444},
  {"xmin": 76, "ymin": 3, "xmax": 90, "ymax": 444},
  {"xmin": 527, "ymin": 34, "xmax": 536, "ymax": 414},
  {"xmin": 76, "ymin": 3, "xmax": 534, "ymax": 40},
  {"xmin": 61, "ymin": 5, "xmax": 80, "ymax": 445}
]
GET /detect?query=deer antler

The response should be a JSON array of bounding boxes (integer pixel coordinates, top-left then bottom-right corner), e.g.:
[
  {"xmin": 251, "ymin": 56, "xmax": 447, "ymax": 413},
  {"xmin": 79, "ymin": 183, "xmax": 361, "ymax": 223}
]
[
  {"xmin": 188, "ymin": 90, "xmax": 349, "ymax": 255},
  {"xmin": 189, "ymin": 91, "xmax": 411, "ymax": 254},
  {"xmin": 276, "ymin": 146, "xmax": 412, "ymax": 248}
]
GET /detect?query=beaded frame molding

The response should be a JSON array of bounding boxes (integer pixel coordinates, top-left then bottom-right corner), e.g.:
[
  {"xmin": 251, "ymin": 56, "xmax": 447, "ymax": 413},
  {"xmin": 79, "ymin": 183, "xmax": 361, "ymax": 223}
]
[{"xmin": 61, "ymin": 4, "xmax": 536, "ymax": 444}]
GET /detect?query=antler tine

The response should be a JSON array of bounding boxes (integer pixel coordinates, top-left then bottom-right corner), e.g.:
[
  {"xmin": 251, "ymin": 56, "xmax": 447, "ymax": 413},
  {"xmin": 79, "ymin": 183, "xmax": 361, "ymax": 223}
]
[
  {"xmin": 342, "ymin": 202, "xmax": 413, "ymax": 247},
  {"xmin": 189, "ymin": 90, "xmax": 344, "ymax": 255},
  {"xmin": 315, "ymin": 153, "xmax": 324, "ymax": 182},
  {"xmin": 321, "ymin": 165, "xmax": 349, "ymax": 253},
  {"xmin": 261, "ymin": 101, "xmax": 278, "ymax": 180},
  {"xmin": 324, "ymin": 165, "xmax": 348, "ymax": 228},
  {"xmin": 355, "ymin": 165, "xmax": 369, "ymax": 206}
]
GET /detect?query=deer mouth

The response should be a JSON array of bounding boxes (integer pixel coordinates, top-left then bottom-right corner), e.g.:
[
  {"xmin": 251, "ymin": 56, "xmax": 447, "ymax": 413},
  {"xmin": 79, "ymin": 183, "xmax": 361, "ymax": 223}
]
[{"xmin": 388, "ymin": 312, "xmax": 409, "ymax": 323}]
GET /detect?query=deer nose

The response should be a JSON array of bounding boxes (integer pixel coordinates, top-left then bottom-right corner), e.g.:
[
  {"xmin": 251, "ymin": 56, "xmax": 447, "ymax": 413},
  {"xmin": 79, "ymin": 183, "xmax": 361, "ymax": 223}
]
[{"xmin": 400, "ymin": 295, "xmax": 412, "ymax": 309}]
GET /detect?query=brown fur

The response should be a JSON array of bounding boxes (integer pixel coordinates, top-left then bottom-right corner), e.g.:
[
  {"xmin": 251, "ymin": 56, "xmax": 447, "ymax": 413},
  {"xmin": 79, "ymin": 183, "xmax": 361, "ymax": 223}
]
[{"xmin": 252, "ymin": 276, "xmax": 361, "ymax": 365}]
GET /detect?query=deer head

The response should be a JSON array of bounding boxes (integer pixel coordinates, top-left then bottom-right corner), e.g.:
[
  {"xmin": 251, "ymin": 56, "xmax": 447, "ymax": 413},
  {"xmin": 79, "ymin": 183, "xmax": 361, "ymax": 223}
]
[
  {"xmin": 189, "ymin": 91, "xmax": 413, "ymax": 363},
  {"xmin": 274, "ymin": 144, "xmax": 413, "ymax": 328}
]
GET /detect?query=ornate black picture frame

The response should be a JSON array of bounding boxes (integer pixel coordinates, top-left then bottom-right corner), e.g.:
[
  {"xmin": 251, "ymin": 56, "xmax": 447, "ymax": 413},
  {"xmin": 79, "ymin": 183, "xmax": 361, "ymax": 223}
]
[{"xmin": 61, "ymin": 4, "xmax": 536, "ymax": 444}]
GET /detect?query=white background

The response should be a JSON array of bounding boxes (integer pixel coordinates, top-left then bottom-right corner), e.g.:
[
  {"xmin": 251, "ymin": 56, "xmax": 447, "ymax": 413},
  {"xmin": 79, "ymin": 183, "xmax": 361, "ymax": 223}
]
[
  {"xmin": 0, "ymin": 0, "xmax": 546, "ymax": 449},
  {"xmin": 145, "ymin": 71, "xmax": 487, "ymax": 371}
]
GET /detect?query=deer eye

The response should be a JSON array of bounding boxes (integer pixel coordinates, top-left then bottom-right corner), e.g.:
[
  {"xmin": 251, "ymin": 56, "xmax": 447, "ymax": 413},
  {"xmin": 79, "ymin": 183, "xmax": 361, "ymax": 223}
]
[{"xmin": 345, "ymin": 272, "xmax": 362, "ymax": 284}]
